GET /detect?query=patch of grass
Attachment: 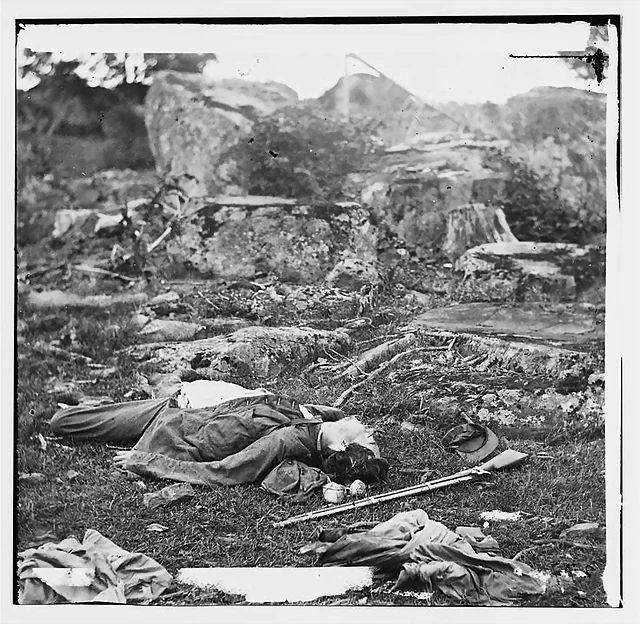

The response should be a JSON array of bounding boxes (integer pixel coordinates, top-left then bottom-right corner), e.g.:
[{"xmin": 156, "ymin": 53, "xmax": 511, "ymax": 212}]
[{"xmin": 15, "ymin": 279, "xmax": 608, "ymax": 607}]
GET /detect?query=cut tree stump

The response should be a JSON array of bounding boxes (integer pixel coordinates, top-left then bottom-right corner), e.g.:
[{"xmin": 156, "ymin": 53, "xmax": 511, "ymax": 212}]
[{"xmin": 442, "ymin": 203, "xmax": 518, "ymax": 260}]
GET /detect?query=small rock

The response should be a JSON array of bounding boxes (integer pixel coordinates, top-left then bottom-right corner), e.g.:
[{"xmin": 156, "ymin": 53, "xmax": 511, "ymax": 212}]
[
  {"xmin": 150, "ymin": 291, "xmax": 180, "ymax": 306},
  {"xmin": 147, "ymin": 523, "xmax": 170, "ymax": 532},
  {"xmin": 94, "ymin": 212, "xmax": 125, "ymax": 235},
  {"xmin": 400, "ymin": 421, "xmax": 424, "ymax": 435},
  {"xmin": 139, "ymin": 319, "xmax": 201, "ymax": 343},
  {"xmin": 560, "ymin": 522, "xmax": 600, "ymax": 539},
  {"xmin": 429, "ymin": 396, "xmax": 461, "ymax": 419},
  {"xmin": 481, "ymin": 393, "xmax": 497, "ymax": 407},
  {"xmin": 324, "ymin": 257, "xmax": 381, "ymax": 291},
  {"xmin": 52, "ymin": 208, "xmax": 95, "ymax": 238},
  {"xmin": 143, "ymin": 483, "xmax": 195, "ymax": 510},
  {"xmin": 66, "ymin": 470, "xmax": 81, "ymax": 480},
  {"xmin": 130, "ymin": 313, "xmax": 152, "ymax": 330},
  {"xmin": 19, "ymin": 473, "xmax": 46, "ymax": 484},
  {"xmin": 479, "ymin": 510, "xmax": 523, "ymax": 522},
  {"xmin": 588, "ymin": 372, "xmax": 605, "ymax": 387},
  {"xmin": 92, "ymin": 366, "xmax": 118, "ymax": 379}
]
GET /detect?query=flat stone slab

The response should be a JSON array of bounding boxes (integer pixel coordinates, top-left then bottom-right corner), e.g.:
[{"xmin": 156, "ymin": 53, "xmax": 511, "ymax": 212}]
[{"xmin": 410, "ymin": 303, "xmax": 604, "ymax": 345}]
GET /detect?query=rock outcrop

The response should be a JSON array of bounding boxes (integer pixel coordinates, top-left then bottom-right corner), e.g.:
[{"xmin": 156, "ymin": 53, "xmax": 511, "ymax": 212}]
[
  {"xmin": 315, "ymin": 73, "xmax": 459, "ymax": 146},
  {"xmin": 345, "ymin": 133, "xmax": 511, "ymax": 259},
  {"xmin": 165, "ymin": 196, "xmax": 378, "ymax": 282},
  {"xmin": 455, "ymin": 242, "xmax": 605, "ymax": 303},
  {"xmin": 438, "ymin": 87, "xmax": 607, "ymax": 244},
  {"xmin": 130, "ymin": 325, "xmax": 352, "ymax": 381},
  {"xmin": 144, "ymin": 72, "xmax": 298, "ymax": 194}
]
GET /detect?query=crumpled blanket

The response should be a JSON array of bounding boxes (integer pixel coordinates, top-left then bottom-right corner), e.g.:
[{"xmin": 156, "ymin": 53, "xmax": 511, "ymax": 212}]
[
  {"xmin": 17, "ymin": 529, "xmax": 172, "ymax": 604},
  {"xmin": 261, "ymin": 458, "xmax": 329, "ymax": 502},
  {"xmin": 318, "ymin": 510, "xmax": 545, "ymax": 606}
]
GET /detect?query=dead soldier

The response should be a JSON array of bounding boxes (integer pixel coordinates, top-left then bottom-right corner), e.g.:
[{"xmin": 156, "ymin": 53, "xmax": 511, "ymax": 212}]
[{"xmin": 50, "ymin": 381, "xmax": 388, "ymax": 491}]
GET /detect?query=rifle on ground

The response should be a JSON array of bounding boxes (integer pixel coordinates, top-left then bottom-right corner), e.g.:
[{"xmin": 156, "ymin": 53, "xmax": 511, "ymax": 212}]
[{"xmin": 272, "ymin": 449, "xmax": 529, "ymax": 528}]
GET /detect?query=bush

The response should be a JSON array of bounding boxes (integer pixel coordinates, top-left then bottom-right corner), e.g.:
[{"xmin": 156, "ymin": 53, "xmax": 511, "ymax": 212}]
[
  {"xmin": 485, "ymin": 147, "xmax": 605, "ymax": 245},
  {"xmin": 17, "ymin": 132, "xmax": 54, "ymax": 186},
  {"xmin": 227, "ymin": 103, "xmax": 383, "ymax": 200}
]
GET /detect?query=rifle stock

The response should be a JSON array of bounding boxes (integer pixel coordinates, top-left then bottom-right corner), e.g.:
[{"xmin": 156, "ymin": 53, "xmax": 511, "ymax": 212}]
[{"xmin": 477, "ymin": 449, "xmax": 529, "ymax": 472}]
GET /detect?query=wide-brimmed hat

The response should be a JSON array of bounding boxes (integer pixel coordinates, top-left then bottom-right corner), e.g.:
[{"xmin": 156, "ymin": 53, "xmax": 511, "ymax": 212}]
[{"xmin": 442, "ymin": 423, "xmax": 500, "ymax": 465}]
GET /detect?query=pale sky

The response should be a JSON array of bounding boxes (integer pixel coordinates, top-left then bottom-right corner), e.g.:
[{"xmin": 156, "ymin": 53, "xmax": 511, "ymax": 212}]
[{"xmin": 18, "ymin": 22, "xmax": 610, "ymax": 103}]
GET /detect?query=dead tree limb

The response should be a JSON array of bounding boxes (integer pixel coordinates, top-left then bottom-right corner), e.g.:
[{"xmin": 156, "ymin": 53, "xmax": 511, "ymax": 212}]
[
  {"xmin": 333, "ymin": 347, "xmax": 420, "ymax": 408},
  {"xmin": 147, "ymin": 225, "xmax": 174, "ymax": 253},
  {"xmin": 32, "ymin": 341, "xmax": 94, "ymax": 364},
  {"xmin": 336, "ymin": 333, "xmax": 417, "ymax": 381},
  {"xmin": 72, "ymin": 264, "xmax": 138, "ymax": 283},
  {"xmin": 513, "ymin": 539, "xmax": 595, "ymax": 561}
]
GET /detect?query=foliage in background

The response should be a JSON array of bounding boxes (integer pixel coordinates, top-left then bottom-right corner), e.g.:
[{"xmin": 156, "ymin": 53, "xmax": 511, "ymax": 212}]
[
  {"xmin": 440, "ymin": 86, "xmax": 607, "ymax": 246},
  {"xmin": 227, "ymin": 103, "xmax": 384, "ymax": 200},
  {"xmin": 484, "ymin": 147, "xmax": 605, "ymax": 245},
  {"xmin": 17, "ymin": 52, "xmax": 217, "ymax": 175},
  {"xmin": 558, "ymin": 24, "xmax": 610, "ymax": 84},
  {"xmin": 19, "ymin": 50, "xmax": 218, "ymax": 89}
]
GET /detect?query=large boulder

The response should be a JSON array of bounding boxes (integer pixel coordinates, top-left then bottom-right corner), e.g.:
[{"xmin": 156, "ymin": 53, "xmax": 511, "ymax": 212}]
[
  {"xmin": 129, "ymin": 325, "xmax": 352, "ymax": 381},
  {"xmin": 344, "ymin": 134, "xmax": 511, "ymax": 259},
  {"xmin": 455, "ymin": 242, "xmax": 605, "ymax": 303},
  {"xmin": 315, "ymin": 73, "xmax": 459, "ymax": 146},
  {"xmin": 164, "ymin": 196, "xmax": 378, "ymax": 282},
  {"xmin": 144, "ymin": 72, "xmax": 298, "ymax": 194}
]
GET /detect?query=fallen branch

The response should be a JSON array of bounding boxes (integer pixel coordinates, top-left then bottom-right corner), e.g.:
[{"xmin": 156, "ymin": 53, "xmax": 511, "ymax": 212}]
[
  {"xmin": 302, "ymin": 360, "xmax": 341, "ymax": 375},
  {"xmin": 356, "ymin": 333, "xmax": 402, "ymax": 348},
  {"xmin": 72, "ymin": 264, "xmax": 138, "ymax": 283},
  {"xmin": 147, "ymin": 225, "xmax": 173, "ymax": 253},
  {"xmin": 513, "ymin": 539, "xmax": 595, "ymax": 561},
  {"xmin": 336, "ymin": 333, "xmax": 417, "ymax": 381},
  {"xmin": 326, "ymin": 347, "xmax": 371, "ymax": 377},
  {"xmin": 21, "ymin": 262, "xmax": 66, "ymax": 280},
  {"xmin": 32, "ymin": 341, "xmax": 94, "ymax": 364},
  {"xmin": 333, "ymin": 347, "xmax": 420, "ymax": 408},
  {"xmin": 342, "ymin": 317, "xmax": 372, "ymax": 331},
  {"xmin": 193, "ymin": 288, "xmax": 218, "ymax": 310}
]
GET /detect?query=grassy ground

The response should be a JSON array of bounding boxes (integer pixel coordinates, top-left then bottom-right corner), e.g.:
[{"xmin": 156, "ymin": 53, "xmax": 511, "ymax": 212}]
[{"xmin": 15, "ymin": 272, "xmax": 608, "ymax": 607}]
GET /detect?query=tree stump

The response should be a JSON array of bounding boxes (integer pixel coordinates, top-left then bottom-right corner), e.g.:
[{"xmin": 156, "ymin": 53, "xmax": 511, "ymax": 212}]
[{"xmin": 442, "ymin": 203, "xmax": 518, "ymax": 259}]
